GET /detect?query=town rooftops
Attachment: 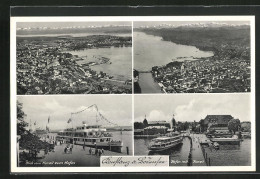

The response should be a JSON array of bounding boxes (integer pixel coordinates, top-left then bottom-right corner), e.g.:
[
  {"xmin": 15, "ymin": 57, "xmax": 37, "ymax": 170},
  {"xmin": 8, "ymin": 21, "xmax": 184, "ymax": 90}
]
[
  {"xmin": 204, "ymin": 115, "xmax": 234, "ymax": 125},
  {"xmin": 148, "ymin": 120, "xmax": 168, "ymax": 125},
  {"xmin": 144, "ymin": 126, "xmax": 167, "ymax": 129}
]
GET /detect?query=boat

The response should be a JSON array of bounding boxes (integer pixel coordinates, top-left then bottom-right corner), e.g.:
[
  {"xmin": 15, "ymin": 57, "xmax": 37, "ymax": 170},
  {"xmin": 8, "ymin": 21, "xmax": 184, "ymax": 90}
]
[
  {"xmin": 148, "ymin": 132, "xmax": 183, "ymax": 152},
  {"xmin": 213, "ymin": 142, "xmax": 220, "ymax": 149},
  {"xmin": 56, "ymin": 124, "xmax": 123, "ymax": 152}
]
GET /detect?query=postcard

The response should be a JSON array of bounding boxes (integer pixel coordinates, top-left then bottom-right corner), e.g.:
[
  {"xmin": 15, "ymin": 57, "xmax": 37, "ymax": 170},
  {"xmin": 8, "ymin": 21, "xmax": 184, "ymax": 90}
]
[{"xmin": 10, "ymin": 16, "xmax": 255, "ymax": 172}]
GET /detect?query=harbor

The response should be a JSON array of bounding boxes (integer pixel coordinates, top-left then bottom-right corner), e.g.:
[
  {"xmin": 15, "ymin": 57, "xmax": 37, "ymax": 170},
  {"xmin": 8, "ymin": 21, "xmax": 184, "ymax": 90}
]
[
  {"xmin": 135, "ymin": 132, "xmax": 251, "ymax": 166},
  {"xmin": 20, "ymin": 131, "xmax": 132, "ymax": 167},
  {"xmin": 134, "ymin": 95, "xmax": 252, "ymax": 167},
  {"xmin": 17, "ymin": 95, "xmax": 133, "ymax": 167}
]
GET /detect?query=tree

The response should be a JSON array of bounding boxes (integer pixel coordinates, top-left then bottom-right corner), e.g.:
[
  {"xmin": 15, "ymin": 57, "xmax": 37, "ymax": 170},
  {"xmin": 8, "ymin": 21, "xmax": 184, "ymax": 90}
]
[
  {"xmin": 199, "ymin": 119, "xmax": 205, "ymax": 132},
  {"xmin": 184, "ymin": 121, "xmax": 189, "ymax": 131},
  {"xmin": 241, "ymin": 122, "xmax": 251, "ymax": 132},
  {"xmin": 228, "ymin": 118, "xmax": 241, "ymax": 134},
  {"xmin": 134, "ymin": 122, "xmax": 144, "ymax": 129},
  {"xmin": 17, "ymin": 100, "xmax": 28, "ymax": 135}
]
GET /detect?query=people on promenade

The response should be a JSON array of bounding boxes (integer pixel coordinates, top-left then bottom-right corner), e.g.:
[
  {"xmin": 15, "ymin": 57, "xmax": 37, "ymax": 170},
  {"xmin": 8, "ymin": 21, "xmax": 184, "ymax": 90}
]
[{"xmin": 98, "ymin": 149, "xmax": 100, "ymax": 156}]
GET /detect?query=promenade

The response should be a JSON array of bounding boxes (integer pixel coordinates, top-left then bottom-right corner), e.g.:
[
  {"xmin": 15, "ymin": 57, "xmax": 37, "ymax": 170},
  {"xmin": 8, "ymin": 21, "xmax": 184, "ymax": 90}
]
[
  {"xmin": 38, "ymin": 143, "xmax": 125, "ymax": 167},
  {"xmin": 191, "ymin": 134, "xmax": 206, "ymax": 166}
]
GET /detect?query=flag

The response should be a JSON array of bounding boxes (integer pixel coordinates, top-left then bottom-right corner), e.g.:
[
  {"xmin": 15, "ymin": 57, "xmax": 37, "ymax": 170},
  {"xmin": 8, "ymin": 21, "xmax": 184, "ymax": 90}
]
[
  {"xmin": 48, "ymin": 116, "xmax": 50, "ymax": 123},
  {"xmin": 34, "ymin": 121, "xmax": 36, "ymax": 126},
  {"xmin": 67, "ymin": 118, "xmax": 72, "ymax": 123}
]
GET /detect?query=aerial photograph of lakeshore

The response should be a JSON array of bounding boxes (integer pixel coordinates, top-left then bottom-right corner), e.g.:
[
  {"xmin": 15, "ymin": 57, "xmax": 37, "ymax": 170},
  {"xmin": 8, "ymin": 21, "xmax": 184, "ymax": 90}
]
[
  {"xmin": 134, "ymin": 94, "xmax": 252, "ymax": 166},
  {"xmin": 133, "ymin": 21, "xmax": 251, "ymax": 93},
  {"xmin": 16, "ymin": 95, "xmax": 132, "ymax": 167},
  {"xmin": 16, "ymin": 22, "xmax": 132, "ymax": 94}
]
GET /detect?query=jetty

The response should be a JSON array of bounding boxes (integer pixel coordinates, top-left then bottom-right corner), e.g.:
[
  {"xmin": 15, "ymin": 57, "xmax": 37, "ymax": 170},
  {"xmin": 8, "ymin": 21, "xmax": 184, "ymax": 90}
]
[{"xmin": 190, "ymin": 134, "xmax": 207, "ymax": 166}]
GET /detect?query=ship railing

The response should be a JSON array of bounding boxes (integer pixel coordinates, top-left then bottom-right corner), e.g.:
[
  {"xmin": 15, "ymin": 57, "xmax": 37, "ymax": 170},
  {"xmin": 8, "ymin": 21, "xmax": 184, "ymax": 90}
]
[{"xmin": 110, "ymin": 140, "xmax": 122, "ymax": 143}]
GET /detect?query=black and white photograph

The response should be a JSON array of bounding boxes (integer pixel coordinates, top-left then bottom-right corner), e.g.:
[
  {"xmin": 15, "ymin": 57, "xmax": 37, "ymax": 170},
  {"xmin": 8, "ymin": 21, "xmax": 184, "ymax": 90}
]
[
  {"xmin": 134, "ymin": 94, "xmax": 252, "ymax": 166},
  {"xmin": 10, "ymin": 16, "xmax": 255, "ymax": 173},
  {"xmin": 133, "ymin": 21, "xmax": 251, "ymax": 94},
  {"xmin": 16, "ymin": 21, "xmax": 132, "ymax": 94},
  {"xmin": 16, "ymin": 95, "xmax": 133, "ymax": 167}
]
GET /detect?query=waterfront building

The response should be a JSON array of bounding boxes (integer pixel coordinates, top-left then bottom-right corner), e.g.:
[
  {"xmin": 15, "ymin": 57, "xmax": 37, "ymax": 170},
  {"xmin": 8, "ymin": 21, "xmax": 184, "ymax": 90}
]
[
  {"xmin": 143, "ymin": 117, "xmax": 171, "ymax": 135},
  {"xmin": 204, "ymin": 115, "xmax": 233, "ymax": 130},
  {"xmin": 134, "ymin": 116, "xmax": 171, "ymax": 136},
  {"xmin": 148, "ymin": 120, "xmax": 170, "ymax": 127},
  {"xmin": 203, "ymin": 115, "xmax": 235, "ymax": 137}
]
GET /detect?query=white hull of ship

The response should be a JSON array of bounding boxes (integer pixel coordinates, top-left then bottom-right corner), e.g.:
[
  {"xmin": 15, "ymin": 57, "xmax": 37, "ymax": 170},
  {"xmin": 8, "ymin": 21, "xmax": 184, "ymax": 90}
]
[
  {"xmin": 149, "ymin": 138, "xmax": 183, "ymax": 152},
  {"xmin": 57, "ymin": 136, "xmax": 123, "ymax": 152}
]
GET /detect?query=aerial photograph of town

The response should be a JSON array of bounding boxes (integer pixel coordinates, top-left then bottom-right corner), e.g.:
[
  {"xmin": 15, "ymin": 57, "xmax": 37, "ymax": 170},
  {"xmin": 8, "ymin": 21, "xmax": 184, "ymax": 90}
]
[
  {"xmin": 16, "ymin": 95, "xmax": 132, "ymax": 167},
  {"xmin": 134, "ymin": 94, "xmax": 252, "ymax": 166},
  {"xmin": 133, "ymin": 21, "xmax": 251, "ymax": 93},
  {"xmin": 16, "ymin": 22, "xmax": 132, "ymax": 94}
]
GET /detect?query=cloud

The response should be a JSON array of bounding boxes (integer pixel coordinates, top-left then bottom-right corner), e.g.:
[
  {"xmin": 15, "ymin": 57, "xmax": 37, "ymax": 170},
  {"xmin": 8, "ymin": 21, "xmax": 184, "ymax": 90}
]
[
  {"xmin": 135, "ymin": 110, "xmax": 172, "ymax": 123},
  {"xmin": 134, "ymin": 94, "xmax": 251, "ymax": 123}
]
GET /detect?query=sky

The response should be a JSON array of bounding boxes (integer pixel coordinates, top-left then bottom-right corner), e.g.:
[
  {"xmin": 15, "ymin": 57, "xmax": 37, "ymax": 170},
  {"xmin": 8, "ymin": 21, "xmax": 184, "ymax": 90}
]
[
  {"xmin": 134, "ymin": 21, "xmax": 250, "ymax": 28},
  {"xmin": 17, "ymin": 22, "xmax": 131, "ymax": 28},
  {"xmin": 134, "ymin": 94, "xmax": 251, "ymax": 123},
  {"xmin": 17, "ymin": 95, "xmax": 132, "ymax": 130}
]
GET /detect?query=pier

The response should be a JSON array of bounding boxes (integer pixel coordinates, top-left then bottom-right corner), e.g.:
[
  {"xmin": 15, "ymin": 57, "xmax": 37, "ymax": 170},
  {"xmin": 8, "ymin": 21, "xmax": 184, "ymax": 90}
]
[{"xmin": 190, "ymin": 134, "xmax": 206, "ymax": 166}]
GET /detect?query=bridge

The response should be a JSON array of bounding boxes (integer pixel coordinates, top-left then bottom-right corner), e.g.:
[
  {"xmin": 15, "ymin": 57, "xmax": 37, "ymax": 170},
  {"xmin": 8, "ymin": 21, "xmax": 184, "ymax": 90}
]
[{"xmin": 138, "ymin": 71, "xmax": 151, "ymax": 73}]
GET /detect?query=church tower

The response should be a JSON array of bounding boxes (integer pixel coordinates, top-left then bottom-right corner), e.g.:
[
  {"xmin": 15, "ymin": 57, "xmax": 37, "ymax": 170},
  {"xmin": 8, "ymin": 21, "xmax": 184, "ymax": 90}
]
[{"xmin": 143, "ymin": 115, "xmax": 148, "ymax": 127}]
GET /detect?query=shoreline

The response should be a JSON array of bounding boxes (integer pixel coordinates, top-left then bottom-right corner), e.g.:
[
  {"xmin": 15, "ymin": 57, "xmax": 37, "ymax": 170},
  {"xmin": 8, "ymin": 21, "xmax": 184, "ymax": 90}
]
[
  {"xmin": 66, "ymin": 46, "xmax": 132, "ymax": 82},
  {"xmin": 134, "ymin": 29, "xmax": 250, "ymax": 93},
  {"xmin": 17, "ymin": 35, "xmax": 132, "ymax": 94}
]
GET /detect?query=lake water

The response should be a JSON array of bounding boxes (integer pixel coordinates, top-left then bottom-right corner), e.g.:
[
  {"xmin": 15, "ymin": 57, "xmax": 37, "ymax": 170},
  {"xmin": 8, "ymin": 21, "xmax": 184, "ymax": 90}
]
[
  {"xmin": 67, "ymin": 46, "xmax": 132, "ymax": 81},
  {"xmin": 138, "ymin": 73, "xmax": 162, "ymax": 93},
  {"xmin": 203, "ymin": 139, "xmax": 251, "ymax": 166},
  {"xmin": 134, "ymin": 31, "xmax": 214, "ymax": 71},
  {"xmin": 110, "ymin": 131, "xmax": 133, "ymax": 155},
  {"xmin": 134, "ymin": 137, "xmax": 251, "ymax": 166}
]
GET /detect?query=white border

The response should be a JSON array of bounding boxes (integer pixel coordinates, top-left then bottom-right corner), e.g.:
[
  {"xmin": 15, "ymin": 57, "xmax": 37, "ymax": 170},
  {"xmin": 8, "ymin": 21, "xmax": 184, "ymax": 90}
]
[{"xmin": 11, "ymin": 16, "xmax": 255, "ymax": 173}]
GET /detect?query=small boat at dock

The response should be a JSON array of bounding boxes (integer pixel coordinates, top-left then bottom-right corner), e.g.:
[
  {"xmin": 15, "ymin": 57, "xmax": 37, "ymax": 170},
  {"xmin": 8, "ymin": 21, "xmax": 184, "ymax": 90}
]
[{"xmin": 213, "ymin": 142, "xmax": 220, "ymax": 149}]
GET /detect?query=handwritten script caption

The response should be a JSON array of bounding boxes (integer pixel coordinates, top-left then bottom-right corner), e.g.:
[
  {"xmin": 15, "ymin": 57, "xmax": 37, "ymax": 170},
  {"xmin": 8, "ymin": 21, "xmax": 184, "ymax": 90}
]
[{"xmin": 101, "ymin": 156, "xmax": 169, "ymax": 167}]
